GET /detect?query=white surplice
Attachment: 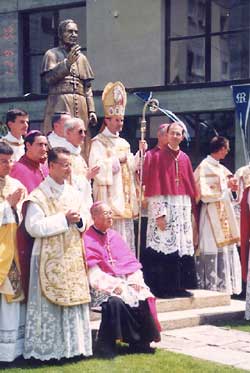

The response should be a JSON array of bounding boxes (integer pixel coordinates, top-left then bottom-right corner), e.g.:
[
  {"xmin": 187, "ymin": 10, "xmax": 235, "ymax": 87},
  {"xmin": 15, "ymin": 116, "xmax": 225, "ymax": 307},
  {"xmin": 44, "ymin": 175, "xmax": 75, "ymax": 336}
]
[
  {"xmin": 194, "ymin": 155, "xmax": 242, "ymax": 295},
  {"xmin": 47, "ymin": 132, "xmax": 68, "ymax": 149},
  {"xmin": 89, "ymin": 266, "xmax": 153, "ymax": 308},
  {"xmin": 146, "ymin": 195, "xmax": 194, "ymax": 257},
  {"xmin": 1, "ymin": 132, "xmax": 24, "ymax": 162}
]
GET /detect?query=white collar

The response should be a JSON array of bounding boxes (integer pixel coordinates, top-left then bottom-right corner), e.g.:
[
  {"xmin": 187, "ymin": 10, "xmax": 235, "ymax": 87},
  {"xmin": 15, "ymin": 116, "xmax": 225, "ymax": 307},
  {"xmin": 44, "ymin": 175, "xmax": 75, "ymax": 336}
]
[
  {"xmin": 47, "ymin": 175, "xmax": 65, "ymax": 193},
  {"xmin": 206, "ymin": 155, "xmax": 220, "ymax": 165},
  {"xmin": 4, "ymin": 132, "xmax": 24, "ymax": 144},
  {"xmin": 102, "ymin": 127, "xmax": 119, "ymax": 138},
  {"xmin": 49, "ymin": 132, "xmax": 66, "ymax": 140},
  {"xmin": 64, "ymin": 140, "xmax": 81, "ymax": 155}
]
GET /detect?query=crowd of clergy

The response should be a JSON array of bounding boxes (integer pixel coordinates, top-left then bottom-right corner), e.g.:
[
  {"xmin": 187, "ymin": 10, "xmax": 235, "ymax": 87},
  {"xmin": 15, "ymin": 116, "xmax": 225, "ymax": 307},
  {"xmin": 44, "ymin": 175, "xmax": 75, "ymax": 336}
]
[{"xmin": 1, "ymin": 79, "xmax": 250, "ymax": 363}]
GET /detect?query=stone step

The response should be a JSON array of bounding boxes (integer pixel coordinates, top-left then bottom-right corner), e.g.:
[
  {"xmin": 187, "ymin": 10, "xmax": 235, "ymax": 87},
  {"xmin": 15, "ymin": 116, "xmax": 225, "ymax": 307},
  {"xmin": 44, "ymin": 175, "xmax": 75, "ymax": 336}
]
[
  {"xmin": 90, "ymin": 299, "xmax": 245, "ymax": 331},
  {"xmin": 156, "ymin": 289, "xmax": 231, "ymax": 313},
  {"xmin": 90, "ymin": 289, "xmax": 231, "ymax": 321},
  {"xmin": 158, "ymin": 299, "xmax": 245, "ymax": 330}
]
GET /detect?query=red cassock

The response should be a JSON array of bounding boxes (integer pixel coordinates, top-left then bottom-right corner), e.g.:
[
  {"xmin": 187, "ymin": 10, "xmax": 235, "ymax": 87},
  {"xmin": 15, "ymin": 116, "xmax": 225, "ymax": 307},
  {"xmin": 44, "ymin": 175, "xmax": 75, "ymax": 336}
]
[
  {"xmin": 240, "ymin": 187, "xmax": 250, "ymax": 282},
  {"xmin": 143, "ymin": 146, "xmax": 198, "ymax": 223},
  {"xmin": 144, "ymin": 146, "xmax": 197, "ymax": 198}
]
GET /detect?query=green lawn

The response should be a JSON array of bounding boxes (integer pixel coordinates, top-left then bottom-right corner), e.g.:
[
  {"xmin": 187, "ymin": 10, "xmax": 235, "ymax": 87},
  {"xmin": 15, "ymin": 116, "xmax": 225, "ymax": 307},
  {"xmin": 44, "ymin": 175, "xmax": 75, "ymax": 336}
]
[
  {"xmin": 214, "ymin": 318, "xmax": 250, "ymax": 333},
  {"xmin": 0, "ymin": 348, "xmax": 246, "ymax": 373}
]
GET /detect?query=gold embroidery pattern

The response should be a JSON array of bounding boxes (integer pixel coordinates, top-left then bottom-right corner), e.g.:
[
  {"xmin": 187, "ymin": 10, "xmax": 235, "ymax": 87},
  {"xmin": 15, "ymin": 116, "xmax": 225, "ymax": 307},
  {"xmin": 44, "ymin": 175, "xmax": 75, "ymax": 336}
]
[
  {"xmin": 7, "ymin": 261, "xmax": 23, "ymax": 301},
  {"xmin": 30, "ymin": 186, "xmax": 90, "ymax": 306},
  {"xmin": 96, "ymin": 134, "xmax": 134, "ymax": 219},
  {"xmin": 215, "ymin": 201, "xmax": 231, "ymax": 241},
  {"xmin": 0, "ymin": 177, "xmax": 25, "ymax": 302}
]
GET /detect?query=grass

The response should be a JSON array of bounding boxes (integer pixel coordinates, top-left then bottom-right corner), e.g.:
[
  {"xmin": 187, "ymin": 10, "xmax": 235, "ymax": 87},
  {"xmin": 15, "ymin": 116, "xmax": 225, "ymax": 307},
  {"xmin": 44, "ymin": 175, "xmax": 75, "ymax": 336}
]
[
  {"xmin": 0, "ymin": 348, "xmax": 247, "ymax": 373},
  {"xmin": 214, "ymin": 318, "xmax": 250, "ymax": 333}
]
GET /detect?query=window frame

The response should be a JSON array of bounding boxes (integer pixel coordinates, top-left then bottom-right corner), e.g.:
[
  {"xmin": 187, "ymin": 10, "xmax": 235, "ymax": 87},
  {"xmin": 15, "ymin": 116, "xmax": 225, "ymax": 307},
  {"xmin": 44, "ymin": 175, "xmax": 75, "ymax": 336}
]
[{"xmin": 165, "ymin": 0, "xmax": 250, "ymax": 87}]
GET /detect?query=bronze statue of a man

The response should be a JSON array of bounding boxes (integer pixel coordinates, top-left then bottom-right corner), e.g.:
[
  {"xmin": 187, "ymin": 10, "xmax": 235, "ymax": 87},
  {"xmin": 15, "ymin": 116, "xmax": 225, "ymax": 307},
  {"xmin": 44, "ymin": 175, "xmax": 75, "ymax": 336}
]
[{"xmin": 41, "ymin": 19, "xmax": 97, "ymax": 147}]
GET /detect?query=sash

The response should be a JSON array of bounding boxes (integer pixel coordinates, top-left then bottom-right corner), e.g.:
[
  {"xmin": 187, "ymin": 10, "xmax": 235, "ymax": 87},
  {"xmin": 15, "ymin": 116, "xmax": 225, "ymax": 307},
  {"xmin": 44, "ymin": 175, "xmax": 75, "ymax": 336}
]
[
  {"xmin": 196, "ymin": 158, "xmax": 239, "ymax": 248},
  {"xmin": 207, "ymin": 197, "xmax": 240, "ymax": 248}
]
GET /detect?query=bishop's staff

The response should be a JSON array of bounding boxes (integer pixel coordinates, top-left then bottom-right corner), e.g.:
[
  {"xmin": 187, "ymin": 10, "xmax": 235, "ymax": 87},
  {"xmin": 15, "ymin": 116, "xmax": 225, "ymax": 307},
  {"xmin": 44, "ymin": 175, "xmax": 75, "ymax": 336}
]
[{"xmin": 136, "ymin": 93, "xmax": 159, "ymax": 260}]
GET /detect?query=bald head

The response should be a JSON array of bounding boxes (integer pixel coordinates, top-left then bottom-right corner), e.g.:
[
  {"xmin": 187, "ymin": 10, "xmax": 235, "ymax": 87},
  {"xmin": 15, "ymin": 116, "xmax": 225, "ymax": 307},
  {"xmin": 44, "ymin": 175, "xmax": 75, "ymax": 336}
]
[
  {"xmin": 90, "ymin": 201, "xmax": 113, "ymax": 232},
  {"xmin": 90, "ymin": 201, "xmax": 107, "ymax": 217}
]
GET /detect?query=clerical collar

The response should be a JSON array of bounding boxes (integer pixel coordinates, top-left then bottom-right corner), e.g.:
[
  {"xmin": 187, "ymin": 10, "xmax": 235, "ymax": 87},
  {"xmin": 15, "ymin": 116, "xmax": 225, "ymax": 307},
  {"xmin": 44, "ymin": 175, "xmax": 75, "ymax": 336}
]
[
  {"xmin": 50, "ymin": 132, "xmax": 65, "ymax": 141},
  {"xmin": 92, "ymin": 225, "xmax": 107, "ymax": 235},
  {"xmin": 5, "ymin": 132, "xmax": 24, "ymax": 145},
  {"xmin": 102, "ymin": 127, "xmax": 119, "ymax": 138},
  {"xmin": 207, "ymin": 155, "xmax": 220, "ymax": 165},
  {"xmin": 167, "ymin": 144, "xmax": 180, "ymax": 156},
  {"xmin": 64, "ymin": 140, "xmax": 81, "ymax": 155},
  {"xmin": 47, "ymin": 175, "xmax": 65, "ymax": 192}
]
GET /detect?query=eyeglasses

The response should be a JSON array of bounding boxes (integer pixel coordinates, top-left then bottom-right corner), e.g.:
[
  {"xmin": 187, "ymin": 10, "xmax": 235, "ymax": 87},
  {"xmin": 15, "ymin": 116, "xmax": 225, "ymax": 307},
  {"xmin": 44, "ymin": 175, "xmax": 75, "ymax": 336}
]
[{"xmin": 78, "ymin": 129, "xmax": 87, "ymax": 135}]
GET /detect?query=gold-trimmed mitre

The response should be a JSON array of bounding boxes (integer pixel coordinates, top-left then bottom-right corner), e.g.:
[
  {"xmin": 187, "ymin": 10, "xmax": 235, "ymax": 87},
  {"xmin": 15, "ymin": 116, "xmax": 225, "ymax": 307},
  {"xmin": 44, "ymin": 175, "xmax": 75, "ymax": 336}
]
[{"xmin": 102, "ymin": 81, "xmax": 127, "ymax": 117}]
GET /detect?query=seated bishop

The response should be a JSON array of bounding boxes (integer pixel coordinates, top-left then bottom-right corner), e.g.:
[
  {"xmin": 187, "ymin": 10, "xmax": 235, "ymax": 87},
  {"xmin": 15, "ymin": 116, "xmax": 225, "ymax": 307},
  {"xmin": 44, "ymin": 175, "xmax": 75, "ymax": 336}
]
[{"xmin": 84, "ymin": 201, "xmax": 161, "ymax": 357}]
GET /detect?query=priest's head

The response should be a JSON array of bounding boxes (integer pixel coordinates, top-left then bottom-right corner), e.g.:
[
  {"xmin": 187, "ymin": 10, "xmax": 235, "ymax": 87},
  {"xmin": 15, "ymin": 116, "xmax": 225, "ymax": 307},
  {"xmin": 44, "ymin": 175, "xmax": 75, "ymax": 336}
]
[
  {"xmin": 104, "ymin": 116, "xmax": 124, "ymax": 135},
  {"xmin": 101, "ymin": 81, "xmax": 127, "ymax": 135},
  {"xmin": 51, "ymin": 111, "xmax": 72, "ymax": 138},
  {"xmin": 48, "ymin": 147, "xmax": 72, "ymax": 185},
  {"xmin": 0, "ymin": 142, "xmax": 14, "ymax": 177},
  {"xmin": 24, "ymin": 131, "xmax": 48, "ymax": 164},
  {"xmin": 64, "ymin": 117, "xmax": 86, "ymax": 148},
  {"xmin": 157, "ymin": 123, "xmax": 169, "ymax": 149},
  {"xmin": 167, "ymin": 122, "xmax": 185, "ymax": 150},
  {"xmin": 90, "ymin": 201, "xmax": 113, "ymax": 232},
  {"xmin": 209, "ymin": 136, "xmax": 230, "ymax": 161},
  {"xmin": 6, "ymin": 108, "xmax": 29, "ymax": 139}
]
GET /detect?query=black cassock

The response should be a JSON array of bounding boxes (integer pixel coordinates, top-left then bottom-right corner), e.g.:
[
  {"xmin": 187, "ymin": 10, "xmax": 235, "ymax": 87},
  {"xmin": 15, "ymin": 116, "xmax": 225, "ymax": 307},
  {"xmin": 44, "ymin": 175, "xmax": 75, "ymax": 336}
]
[
  {"xmin": 95, "ymin": 296, "xmax": 160, "ymax": 356},
  {"xmin": 142, "ymin": 249, "xmax": 197, "ymax": 298}
]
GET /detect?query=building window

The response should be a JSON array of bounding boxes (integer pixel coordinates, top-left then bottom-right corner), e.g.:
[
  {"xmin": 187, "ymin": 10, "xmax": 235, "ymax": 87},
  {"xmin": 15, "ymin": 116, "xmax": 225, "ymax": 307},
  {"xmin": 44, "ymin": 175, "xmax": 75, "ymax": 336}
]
[
  {"xmin": 167, "ymin": 0, "xmax": 250, "ymax": 85},
  {"xmin": 22, "ymin": 3, "xmax": 86, "ymax": 95}
]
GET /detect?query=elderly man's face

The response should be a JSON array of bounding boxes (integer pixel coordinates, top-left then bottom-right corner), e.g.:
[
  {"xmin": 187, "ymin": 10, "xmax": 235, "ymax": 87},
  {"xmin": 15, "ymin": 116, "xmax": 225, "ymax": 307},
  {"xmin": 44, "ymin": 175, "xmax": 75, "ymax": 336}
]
[
  {"xmin": 66, "ymin": 122, "xmax": 86, "ymax": 147},
  {"xmin": 93, "ymin": 204, "xmax": 113, "ymax": 232},
  {"xmin": 62, "ymin": 22, "xmax": 78, "ymax": 47}
]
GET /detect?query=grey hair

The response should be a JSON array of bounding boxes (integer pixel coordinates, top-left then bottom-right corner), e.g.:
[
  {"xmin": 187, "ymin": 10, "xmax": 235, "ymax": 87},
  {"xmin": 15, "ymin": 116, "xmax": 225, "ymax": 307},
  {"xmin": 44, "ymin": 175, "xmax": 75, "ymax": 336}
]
[
  {"xmin": 64, "ymin": 117, "xmax": 85, "ymax": 135},
  {"xmin": 90, "ymin": 201, "xmax": 106, "ymax": 218}
]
